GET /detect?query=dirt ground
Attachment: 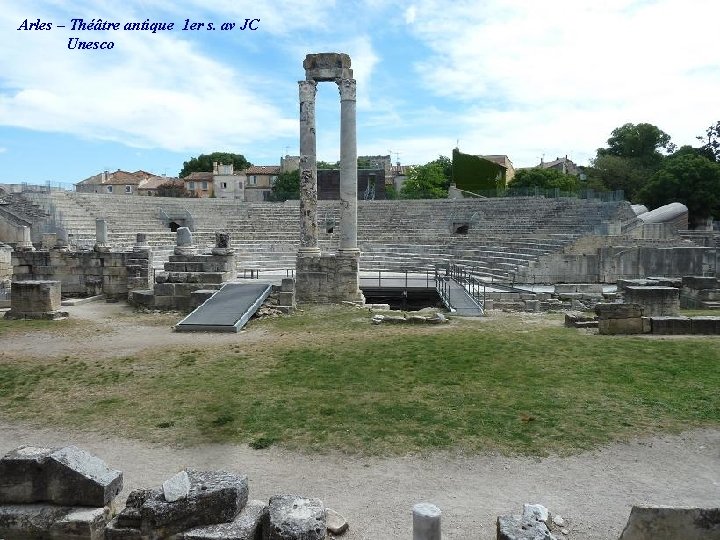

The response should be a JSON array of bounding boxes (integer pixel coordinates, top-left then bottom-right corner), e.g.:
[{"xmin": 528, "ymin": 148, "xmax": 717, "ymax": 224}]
[{"xmin": 1, "ymin": 302, "xmax": 719, "ymax": 539}]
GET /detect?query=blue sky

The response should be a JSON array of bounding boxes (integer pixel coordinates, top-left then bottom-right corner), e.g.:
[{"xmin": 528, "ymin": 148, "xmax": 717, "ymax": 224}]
[{"xmin": 1, "ymin": 0, "xmax": 719, "ymax": 185}]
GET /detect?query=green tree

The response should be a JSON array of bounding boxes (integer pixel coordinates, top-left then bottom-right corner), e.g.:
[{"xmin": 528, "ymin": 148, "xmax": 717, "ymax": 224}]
[
  {"xmin": 400, "ymin": 163, "xmax": 448, "ymax": 199},
  {"xmin": 637, "ymin": 153, "xmax": 720, "ymax": 227},
  {"xmin": 317, "ymin": 160, "xmax": 338, "ymax": 169},
  {"xmin": 156, "ymin": 182, "xmax": 193, "ymax": 198},
  {"xmin": 268, "ymin": 169, "xmax": 299, "ymax": 201},
  {"xmin": 179, "ymin": 152, "xmax": 251, "ymax": 178},
  {"xmin": 428, "ymin": 155, "xmax": 452, "ymax": 184},
  {"xmin": 598, "ymin": 122, "xmax": 675, "ymax": 163},
  {"xmin": 586, "ymin": 154, "xmax": 653, "ymax": 200},
  {"xmin": 588, "ymin": 122, "xmax": 675, "ymax": 200},
  {"xmin": 510, "ymin": 168, "xmax": 579, "ymax": 192},
  {"xmin": 697, "ymin": 121, "xmax": 720, "ymax": 162}
]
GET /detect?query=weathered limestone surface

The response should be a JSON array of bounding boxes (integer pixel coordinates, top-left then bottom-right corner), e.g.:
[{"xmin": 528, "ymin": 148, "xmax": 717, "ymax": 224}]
[
  {"xmin": 618, "ymin": 505, "xmax": 720, "ymax": 540},
  {"xmin": 181, "ymin": 499, "xmax": 268, "ymax": 540},
  {"xmin": 295, "ymin": 252, "xmax": 363, "ymax": 304},
  {"xmin": 266, "ymin": 495, "xmax": 325, "ymax": 540},
  {"xmin": 496, "ymin": 515, "xmax": 557, "ymax": 540},
  {"xmin": 12, "ymin": 248, "xmax": 152, "ymax": 300},
  {"xmin": 0, "ymin": 445, "xmax": 121, "ymax": 540},
  {"xmin": 0, "ymin": 445, "xmax": 123, "ymax": 507},
  {"xmin": 298, "ymin": 80, "xmax": 319, "ymax": 255},
  {"xmin": 624, "ymin": 286, "xmax": 680, "ymax": 316},
  {"xmin": 303, "ymin": 52, "xmax": 352, "ymax": 81},
  {"xmin": 0, "ymin": 503, "xmax": 83, "ymax": 539},
  {"xmin": 5, "ymin": 279, "xmax": 65, "ymax": 320},
  {"xmin": 116, "ymin": 470, "xmax": 248, "ymax": 538},
  {"xmin": 163, "ymin": 470, "xmax": 191, "ymax": 503}
]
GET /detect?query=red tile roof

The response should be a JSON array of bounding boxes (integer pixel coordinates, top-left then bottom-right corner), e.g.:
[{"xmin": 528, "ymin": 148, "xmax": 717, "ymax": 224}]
[{"xmin": 244, "ymin": 165, "xmax": 281, "ymax": 175}]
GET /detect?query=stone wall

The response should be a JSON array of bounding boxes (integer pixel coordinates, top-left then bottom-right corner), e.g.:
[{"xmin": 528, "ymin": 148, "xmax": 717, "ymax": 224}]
[
  {"xmin": 12, "ymin": 248, "xmax": 152, "ymax": 300},
  {"xmin": 518, "ymin": 244, "xmax": 715, "ymax": 283}
]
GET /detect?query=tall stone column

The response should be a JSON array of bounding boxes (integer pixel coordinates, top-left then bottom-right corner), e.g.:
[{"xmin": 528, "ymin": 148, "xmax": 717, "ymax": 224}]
[
  {"xmin": 337, "ymin": 78, "xmax": 358, "ymax": 253},
  {"xmin": 298, "ymin": 80, "xmax": 320, "ymax": 256}
]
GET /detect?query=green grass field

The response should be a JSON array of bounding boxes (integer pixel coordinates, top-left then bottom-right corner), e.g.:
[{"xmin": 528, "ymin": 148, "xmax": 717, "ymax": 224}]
[{"xmin": 1, "ymin": 307, "xmax": 718, "ymax": 455}]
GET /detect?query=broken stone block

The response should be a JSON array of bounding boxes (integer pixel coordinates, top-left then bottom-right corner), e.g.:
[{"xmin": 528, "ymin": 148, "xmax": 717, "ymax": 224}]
[
  {"xmin": 523, "ymin": 503, "xmax": 549, "ymax": 524},
  {"xmin": 497, "ymin": 514, "xmax": 557, "ymax": 540},
  {"xmin": 266, "ymin": 495, "xmax": 325, "ymax": 540},
  {"xmin": 138, "ymin": 470, "xmax": 248, "ymax": 537},
  {"xmin": 325, "ymin": 508, "xmax": 349, "ymax": 536},
  {"xmin": 181, "ymin": 499, "xmax": 268, "ymax": 540},
  {"xmin": 105, "ymin": 516, "xmax": 143, "ymax": 540},
  {"xmin": 0, "ymin": 445, "xmax": 123, "ymax": 507},
  {"xmin": 163, "ymin": 470, "xmax": 191, "ymax": 502},
  {"xmin": 45, "ymin": 445, "xmax": 123, "ymax": 507},
  {"xmin": 618, "ymin": 505, "xmax": 720, "ymax": 540}
]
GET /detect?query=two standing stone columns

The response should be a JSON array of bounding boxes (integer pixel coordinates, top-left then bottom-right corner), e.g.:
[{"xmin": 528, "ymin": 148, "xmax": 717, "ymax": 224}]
[{"xmin": 295, "ymin": 53, "xmax": 362, "ymax": 304}]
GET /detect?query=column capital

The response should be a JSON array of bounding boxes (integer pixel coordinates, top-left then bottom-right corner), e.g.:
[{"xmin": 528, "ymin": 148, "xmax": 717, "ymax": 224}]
[
  {"xmin": 337, "ymin": 78, "xmax": 356, "ymax": 101},
  {"xmin": 298, "ymin": 79, "xmax": 317, "ymax": 101}
]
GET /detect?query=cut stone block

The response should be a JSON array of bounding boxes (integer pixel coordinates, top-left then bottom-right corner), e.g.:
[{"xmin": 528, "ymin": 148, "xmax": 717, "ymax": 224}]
[
  {"xmin": 598, "ymin": 317, "xmax": 644, "ymax": 335},
  {"xmin": 0, "ymin": 504, "xmax": 111, "ymax": 540},
  {"xmin": 595, "ymin": 303, "xmax": 643, "ymax": 319},
  {"xmin": 136, "ymin": 470, "xmax": 248, "ymax": 537},
  {"xmin": 49, "ymin": 506, "xmax": 108, "ymax": 540},
  {"xmin": 266, "ymin": 495, "xmax": 325, "ymax": 540},
  {"xmin": 691, "ymin": 316, "xmax": 720, "ymax": 335},
  {"xmin": 0, "ymin": 445, "xmax": 122, "ymax": 507},
  {"xmin": 181, "ymin": 499, "xmax": 268, "ymax": 540},
  {"xmin": 651, "ymin": 316, "xmax": 692, "ymax": 335},
  {"xmin": 618, "ymin": 505, "xmax": 720, "ymax": 540}
]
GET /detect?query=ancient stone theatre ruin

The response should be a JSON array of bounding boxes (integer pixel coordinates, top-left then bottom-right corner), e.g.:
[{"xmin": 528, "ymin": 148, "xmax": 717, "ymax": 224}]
[{"xmin": 295, "ymin": 53, "xmax": 364, "ymax": 304}]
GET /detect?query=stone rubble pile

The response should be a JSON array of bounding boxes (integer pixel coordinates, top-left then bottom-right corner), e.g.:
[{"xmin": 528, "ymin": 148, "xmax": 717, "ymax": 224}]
[
  {"xmin": 497, "ymin": 503, "xmax": 570, "ymax": 540},
  {"xmin": 0, "ymin": 444, "xmax": 348, "ymax": 540}
]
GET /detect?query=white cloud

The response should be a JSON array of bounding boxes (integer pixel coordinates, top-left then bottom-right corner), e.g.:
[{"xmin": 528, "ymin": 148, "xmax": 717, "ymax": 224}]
[
  {"xmin": 406, "ymin": 0, "xmax": 720, "ymax": 164},
  {"xmin": 0, "ymin": 147, "xmax": 7, "ymax": 154},
  {"xmin": 404, "ymin": 5, "xmax": 416, "ymax": 24},
  {"xmin": 0, "ymin": 1, "xmax": 297, "ymax": 152}
]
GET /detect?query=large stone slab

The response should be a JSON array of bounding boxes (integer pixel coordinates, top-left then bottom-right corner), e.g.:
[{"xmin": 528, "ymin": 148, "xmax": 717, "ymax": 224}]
[
  {"xmin": 120, "ymin": 470, "xmax": 248, "ymax": 538},
  {"xmin": 181, "ymin": 499, "xmax": 268, "ymax": 540},
  {"xmin": 266, "ymin": 495, "xmax": 325, "ymax": 540},
  {"xmin": 0, "ymin": 445, "xmax": 123, "ymax": 507},
  {"xmin": 618, "ymin": 505, "xmax": 720, "ymax": 540}
]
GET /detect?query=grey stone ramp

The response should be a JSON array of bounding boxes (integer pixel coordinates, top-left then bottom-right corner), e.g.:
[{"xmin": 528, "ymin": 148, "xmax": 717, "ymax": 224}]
[
  {"xmin": 175, "ymin": 283, "xmax": 272, "ymax": 332},
  {"xmin": 443, "ymin": 278, "xmax": 484, "ymax": 316}
]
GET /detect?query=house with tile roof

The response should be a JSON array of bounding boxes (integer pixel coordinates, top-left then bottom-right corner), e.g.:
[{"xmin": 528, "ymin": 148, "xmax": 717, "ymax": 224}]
[{"xmin": 75, "ymin": 170, "xmax": 153, "ymax": 195}]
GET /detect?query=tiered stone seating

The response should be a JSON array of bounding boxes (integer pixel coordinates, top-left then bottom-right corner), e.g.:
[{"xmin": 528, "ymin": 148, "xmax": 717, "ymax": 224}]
[{"xmin": 16, "ymin": 192, "xmax": 638, "ymax": 279}]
